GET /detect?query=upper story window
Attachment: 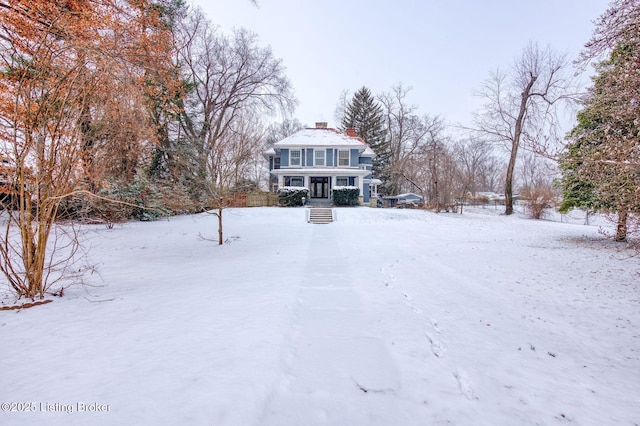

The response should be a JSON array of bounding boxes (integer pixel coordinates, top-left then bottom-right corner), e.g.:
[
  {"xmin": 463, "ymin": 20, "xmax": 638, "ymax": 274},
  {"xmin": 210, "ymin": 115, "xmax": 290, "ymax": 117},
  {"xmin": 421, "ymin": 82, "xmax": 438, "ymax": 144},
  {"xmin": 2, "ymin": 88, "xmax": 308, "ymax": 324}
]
[
  {"xmin": 290, "ymin": 149, "xmax": 301, "ymax": 166},
  {"xmin": 338, "ymin": 150, "xmax": 350, "ymax": 167},
  {"xmin": 314, "ymin": 149, "xmax": 325, "ymax": 166}
]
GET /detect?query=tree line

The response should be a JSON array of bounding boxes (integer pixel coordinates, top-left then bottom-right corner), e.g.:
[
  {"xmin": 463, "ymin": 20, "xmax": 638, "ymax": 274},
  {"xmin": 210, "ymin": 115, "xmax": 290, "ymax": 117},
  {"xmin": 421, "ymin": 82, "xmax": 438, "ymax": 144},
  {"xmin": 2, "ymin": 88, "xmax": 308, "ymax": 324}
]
[
  {"xmin": 336, "ymin": 0, "xmax": 639, "ymax": 243},
  {"xmin": 0, "ymin": 0, "xmax": 293, "ymax": 299},
  {"xmin": 0, "ymin": 0, "xmax": 637, "ymax": 300},
  {"xmin": 336, "ymin": 84, "xmax": 506, "ymax": 211}
]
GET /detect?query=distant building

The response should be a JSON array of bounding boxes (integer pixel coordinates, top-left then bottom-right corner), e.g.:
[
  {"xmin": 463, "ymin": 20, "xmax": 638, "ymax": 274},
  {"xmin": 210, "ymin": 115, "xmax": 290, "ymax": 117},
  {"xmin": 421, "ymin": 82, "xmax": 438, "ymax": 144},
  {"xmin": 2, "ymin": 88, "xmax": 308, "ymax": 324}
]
[{"xmin": 382, "ymin": 193, "xmax": 424, "ymax": 208}]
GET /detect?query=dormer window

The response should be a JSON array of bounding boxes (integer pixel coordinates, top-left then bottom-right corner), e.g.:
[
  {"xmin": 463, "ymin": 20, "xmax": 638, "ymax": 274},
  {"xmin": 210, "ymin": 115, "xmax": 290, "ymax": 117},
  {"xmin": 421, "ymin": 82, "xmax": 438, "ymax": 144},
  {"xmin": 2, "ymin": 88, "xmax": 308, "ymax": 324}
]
[
  {"xmin": 290, "ymin": 149, "xmax": 301, "ymax": 166},
  {"xmin": 314, "ymin": 149, "xmax": 325, "ymax": 166}
]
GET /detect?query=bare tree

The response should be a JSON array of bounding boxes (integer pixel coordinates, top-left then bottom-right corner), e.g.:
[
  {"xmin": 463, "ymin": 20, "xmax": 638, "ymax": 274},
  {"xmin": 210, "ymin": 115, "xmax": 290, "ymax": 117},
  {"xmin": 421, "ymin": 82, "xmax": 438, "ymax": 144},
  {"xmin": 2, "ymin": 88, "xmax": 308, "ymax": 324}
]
[
  {"xmin": 378, "ymin": 84, "xmax": 415, "ymax": 194},
  {"xmin": 385, "ymin": 112, "xmax": 451, "ymax": 210},
  {"xmin": 264, "ymin": 118, "xmax": 304, "ymax": 146},
  {"xmin": 452, "ymin": 138, "xmax": 494, "ymax": 201},
  {"xmin": 378, "ymin": 84, "xmax": 447, "ymax": 196},
  {"xmin": 472, "ymin": 42, "xmax": 576, "ymax": 215},
  {"xmin": 177, "ymin": 9, "xmax": 295, "ymax": 243},
  {"xmin": 177, "ymin": 10, "xmax": 294, "ymax": 197},
  {"xmin": 518, "ymin": 153, "xmax": 559, "ymax": 219},
  {"xmin": 417, "ymin": 118, "xmax": 451, "ymax": 210},
  {"xmin": 478, "ymin": 156, "xmax": 505, "ymax": 195},
  {"xmin": 333, "ymin": 89, "xmax": 351, "ymax": 126},
  {"xmin": 204, "ymin": 113, "xmax": 267, "ymax": 244}
]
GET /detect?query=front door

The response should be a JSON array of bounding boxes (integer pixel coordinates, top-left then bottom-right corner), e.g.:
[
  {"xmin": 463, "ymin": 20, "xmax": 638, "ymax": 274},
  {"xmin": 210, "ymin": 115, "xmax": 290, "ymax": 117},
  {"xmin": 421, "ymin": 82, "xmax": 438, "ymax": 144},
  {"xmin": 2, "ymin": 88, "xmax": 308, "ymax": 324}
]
[{"xmin": 310, "ymin": 177, "xmax": 329, "ymax": 198}]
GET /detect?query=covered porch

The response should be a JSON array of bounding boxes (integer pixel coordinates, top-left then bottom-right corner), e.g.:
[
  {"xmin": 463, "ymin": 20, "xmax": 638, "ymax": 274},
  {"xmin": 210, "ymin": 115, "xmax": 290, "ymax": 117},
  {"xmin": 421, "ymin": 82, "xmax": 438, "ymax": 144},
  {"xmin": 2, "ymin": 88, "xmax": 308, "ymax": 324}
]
[{"xmin": 272, "ymin": 168, "xmax": 373, "ymax": 203}]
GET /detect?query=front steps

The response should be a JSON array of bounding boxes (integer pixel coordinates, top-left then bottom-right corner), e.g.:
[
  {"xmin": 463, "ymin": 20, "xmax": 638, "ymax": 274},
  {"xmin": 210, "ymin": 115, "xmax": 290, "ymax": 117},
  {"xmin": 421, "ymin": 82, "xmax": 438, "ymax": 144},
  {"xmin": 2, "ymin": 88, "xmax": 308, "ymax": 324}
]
[{"xmin": 308, "ymin": 208, "xmax": 334, "ymax": 224}]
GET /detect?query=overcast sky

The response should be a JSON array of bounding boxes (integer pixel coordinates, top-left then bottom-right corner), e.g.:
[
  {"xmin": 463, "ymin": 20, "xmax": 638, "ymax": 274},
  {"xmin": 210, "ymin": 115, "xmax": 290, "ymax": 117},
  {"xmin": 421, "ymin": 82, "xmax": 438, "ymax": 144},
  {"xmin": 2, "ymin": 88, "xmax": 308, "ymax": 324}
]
[{"xmin": 192, "ymin": 0, "xmax": 607, "ymax": 131}]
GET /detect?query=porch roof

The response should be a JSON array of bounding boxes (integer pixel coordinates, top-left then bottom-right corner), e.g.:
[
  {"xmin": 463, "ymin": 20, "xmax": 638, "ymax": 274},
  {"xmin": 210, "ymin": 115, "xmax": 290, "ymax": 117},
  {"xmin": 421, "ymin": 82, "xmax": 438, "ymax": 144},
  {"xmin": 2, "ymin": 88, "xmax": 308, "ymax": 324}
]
[{"xmin": 270, "ymin": 168, "xmax": 372, "ymax": 177}]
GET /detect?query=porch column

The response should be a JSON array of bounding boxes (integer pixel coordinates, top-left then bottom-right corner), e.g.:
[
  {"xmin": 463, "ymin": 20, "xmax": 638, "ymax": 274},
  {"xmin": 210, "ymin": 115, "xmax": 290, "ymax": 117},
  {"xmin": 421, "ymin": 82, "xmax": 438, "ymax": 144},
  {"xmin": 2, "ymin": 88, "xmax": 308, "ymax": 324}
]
[
  {"xmin": 333, "ymin": 176, "xmax": 339, "ymax": 200},
  {"xmin": 358, "ymin": 177, "xmax": 365, "ymax": 205},
  {"xmin": 304, "ymin": 175, "xmax": 310, "ymax": 189},
  {"xmin": 278, "ymin": 175, "xmax": 285, "ymax": 187}
]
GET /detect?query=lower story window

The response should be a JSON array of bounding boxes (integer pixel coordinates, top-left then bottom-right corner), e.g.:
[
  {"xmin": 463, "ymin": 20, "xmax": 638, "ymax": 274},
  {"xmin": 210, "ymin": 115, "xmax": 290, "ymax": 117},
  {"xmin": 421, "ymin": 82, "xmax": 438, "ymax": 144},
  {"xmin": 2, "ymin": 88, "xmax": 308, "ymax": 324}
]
[
  {"xmin": 285, "ymin": 176, "xmax": 304, "ymax": 186},
  {"xmin": 336, "ymin": 177, "xmax": 355, "ymax": 186}
]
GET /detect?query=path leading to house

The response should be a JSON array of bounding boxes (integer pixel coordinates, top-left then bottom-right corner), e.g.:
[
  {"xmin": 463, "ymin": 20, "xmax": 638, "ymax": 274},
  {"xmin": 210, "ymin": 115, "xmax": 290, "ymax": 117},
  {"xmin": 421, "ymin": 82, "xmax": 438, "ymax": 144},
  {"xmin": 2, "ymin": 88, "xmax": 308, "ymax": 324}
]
[
  {"xmin": 258, "ymin": 224, "xmax": 405, "ymax": 424},
  {"xmin": 255, "ymin": 214, "xmax": 492, "ymax": 425}
]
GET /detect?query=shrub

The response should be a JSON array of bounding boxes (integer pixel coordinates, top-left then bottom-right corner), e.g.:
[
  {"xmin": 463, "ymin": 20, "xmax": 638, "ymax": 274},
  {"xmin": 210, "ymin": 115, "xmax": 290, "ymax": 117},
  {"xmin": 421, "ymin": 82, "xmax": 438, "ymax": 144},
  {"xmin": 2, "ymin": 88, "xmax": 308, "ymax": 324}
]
[
  {"xmin": 471, "ymin": 194, "xmax": 490, "ymax": 206},
  {"xmin": 93, "ymin": 174, "xmax": 171, "ymax": 222},
  {"xmin": 520, "ymin": 184, "xmax": 558, "ymax": 219},
  {"xmin": 277, "ymin": 187, "xmax": 309, "ymax": 206},
  {"xmin": 59, "ymin": 172, "xmax": 172, "ymax": 224},
  {"xmin": 332, "ymin": 186, "xmax": 360, "ymax": 206}
]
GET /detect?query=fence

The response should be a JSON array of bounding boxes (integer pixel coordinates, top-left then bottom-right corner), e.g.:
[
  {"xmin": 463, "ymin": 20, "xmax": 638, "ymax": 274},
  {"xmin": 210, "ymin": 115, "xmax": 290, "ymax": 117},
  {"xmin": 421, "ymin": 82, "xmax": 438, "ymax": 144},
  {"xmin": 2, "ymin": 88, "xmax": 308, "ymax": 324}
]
[{"xmin": 228, "ymin": 192, "xmax": 279, "ymax": 208}]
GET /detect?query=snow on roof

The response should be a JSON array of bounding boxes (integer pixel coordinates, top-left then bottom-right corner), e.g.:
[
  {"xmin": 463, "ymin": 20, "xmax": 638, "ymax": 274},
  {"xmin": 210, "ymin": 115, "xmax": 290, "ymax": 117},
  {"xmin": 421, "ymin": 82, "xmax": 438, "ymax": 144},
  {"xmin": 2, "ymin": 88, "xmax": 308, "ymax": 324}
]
[
  {"xmin": 385, "ymin": 193, "xmax": 424, "ymax": 200},
  {"xmin": 361, "ymin": 146, "xmax": 375, "ymax": 156},
  {"xmin": 273, "ymin": 128, "xmax": 370, "ymax": 148}
]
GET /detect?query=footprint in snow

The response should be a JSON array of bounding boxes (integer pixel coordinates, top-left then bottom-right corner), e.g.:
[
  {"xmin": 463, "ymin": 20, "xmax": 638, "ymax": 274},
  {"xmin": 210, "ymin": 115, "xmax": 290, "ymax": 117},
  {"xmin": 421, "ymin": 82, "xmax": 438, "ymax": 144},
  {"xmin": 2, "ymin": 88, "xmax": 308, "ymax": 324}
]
[
  {"xmin": 454, "ymin": 369, "xmax": 477, "ymax": 400},
  {"xmin": 425, "ymin": 332, "xmax": 444, "ymax": 358}
]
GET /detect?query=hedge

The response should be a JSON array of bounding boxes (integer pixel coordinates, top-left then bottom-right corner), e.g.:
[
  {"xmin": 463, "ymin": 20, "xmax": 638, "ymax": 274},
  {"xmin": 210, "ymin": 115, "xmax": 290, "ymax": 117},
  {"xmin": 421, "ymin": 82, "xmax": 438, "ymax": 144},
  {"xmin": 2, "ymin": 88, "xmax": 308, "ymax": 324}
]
[
  {"xmin": 332, "ymin": 186, "xmax": 360, "ymax": 206},
  {"xmin": 277, "ymin": 186, "xmax": 309, "ymax": 207}
]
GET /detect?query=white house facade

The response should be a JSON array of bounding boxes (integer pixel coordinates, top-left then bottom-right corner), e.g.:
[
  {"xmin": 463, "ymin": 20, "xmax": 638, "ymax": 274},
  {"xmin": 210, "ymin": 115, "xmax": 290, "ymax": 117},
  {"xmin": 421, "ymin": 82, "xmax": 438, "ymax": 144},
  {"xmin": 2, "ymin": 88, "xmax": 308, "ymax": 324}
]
[{"xmin": 265, "ymin": 122, "xmax": 378, "ymax": 203}]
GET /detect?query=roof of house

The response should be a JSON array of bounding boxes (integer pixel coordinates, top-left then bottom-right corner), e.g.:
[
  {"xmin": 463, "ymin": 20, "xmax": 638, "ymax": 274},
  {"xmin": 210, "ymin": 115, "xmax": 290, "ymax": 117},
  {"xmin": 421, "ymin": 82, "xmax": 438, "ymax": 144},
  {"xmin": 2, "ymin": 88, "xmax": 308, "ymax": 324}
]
[
  {"xmin": 273, "ymin": 128, "xmax": 372, "ymax": 149},
  {"xmin": 383, "ymin": 193, "xmax": 424, "ymax": 200}
]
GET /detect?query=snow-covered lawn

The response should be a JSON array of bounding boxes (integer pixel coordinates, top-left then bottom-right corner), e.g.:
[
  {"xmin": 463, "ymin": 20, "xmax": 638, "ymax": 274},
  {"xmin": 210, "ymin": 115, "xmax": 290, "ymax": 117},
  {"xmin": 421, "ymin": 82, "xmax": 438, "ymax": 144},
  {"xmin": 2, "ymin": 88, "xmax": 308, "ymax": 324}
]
[{"xmin": 2, "ymin": 207, "xmax": 639, "ymax": 425}]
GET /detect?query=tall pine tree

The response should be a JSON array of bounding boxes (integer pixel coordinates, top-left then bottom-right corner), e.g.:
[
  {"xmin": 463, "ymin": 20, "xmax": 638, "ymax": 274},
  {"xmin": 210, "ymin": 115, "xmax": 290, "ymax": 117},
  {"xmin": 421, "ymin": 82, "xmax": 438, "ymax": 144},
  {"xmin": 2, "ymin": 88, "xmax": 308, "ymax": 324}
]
[{"xmin": 340, "ymin": 87, "xmax": 390, "ymax": 189}]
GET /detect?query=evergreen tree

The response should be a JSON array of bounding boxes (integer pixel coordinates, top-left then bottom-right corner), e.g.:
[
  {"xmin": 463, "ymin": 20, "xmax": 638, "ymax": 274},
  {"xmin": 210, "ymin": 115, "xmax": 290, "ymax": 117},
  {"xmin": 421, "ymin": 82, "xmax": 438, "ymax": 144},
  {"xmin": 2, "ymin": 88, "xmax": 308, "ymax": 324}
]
[
  {"xmin": 340, "ymin": 87, "xmax": 390, "ymax": 189},
  {"xmin": 558, "ymin": 41, "xmax": 639, "ymax": 241}
]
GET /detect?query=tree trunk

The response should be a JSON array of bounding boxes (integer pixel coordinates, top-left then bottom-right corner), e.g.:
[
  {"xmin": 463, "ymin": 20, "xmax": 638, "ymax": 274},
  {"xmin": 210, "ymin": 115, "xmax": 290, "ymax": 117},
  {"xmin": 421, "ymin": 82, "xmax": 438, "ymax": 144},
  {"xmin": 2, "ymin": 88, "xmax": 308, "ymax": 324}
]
[
  {"xmin": 615, "ymin": 209, "xmax": 628, "ymax": 242},
  {"xmin": 505, "ymin": 73, "xmax": 537, "ymax": 215},
  {"xmin": 217, "ymin": 207, "xmax": 223, "ymax": 245},
  {"xmin": 504, "ymin": 141, "xmax": 518, "ymax": 215}
]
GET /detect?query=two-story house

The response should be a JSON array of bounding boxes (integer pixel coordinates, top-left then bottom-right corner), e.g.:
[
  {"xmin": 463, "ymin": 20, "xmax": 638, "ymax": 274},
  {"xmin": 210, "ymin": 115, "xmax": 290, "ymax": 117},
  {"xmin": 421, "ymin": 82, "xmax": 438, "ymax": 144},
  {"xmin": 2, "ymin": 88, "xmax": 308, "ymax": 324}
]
[{"xmin": 265, "ymin": 122, "xmax": 377, "ymax": 204}]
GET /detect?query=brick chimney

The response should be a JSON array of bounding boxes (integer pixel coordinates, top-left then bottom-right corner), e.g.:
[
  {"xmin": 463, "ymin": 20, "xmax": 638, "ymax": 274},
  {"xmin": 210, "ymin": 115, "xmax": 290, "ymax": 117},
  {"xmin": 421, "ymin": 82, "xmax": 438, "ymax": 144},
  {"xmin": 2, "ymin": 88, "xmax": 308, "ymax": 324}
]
[
  {"xmin": 346, "ymin": 128, "xmax": 357, "ymax": 137},
  {"xmin": 315, "ymin": 122, "xmax": 328, "ymax": 129}
]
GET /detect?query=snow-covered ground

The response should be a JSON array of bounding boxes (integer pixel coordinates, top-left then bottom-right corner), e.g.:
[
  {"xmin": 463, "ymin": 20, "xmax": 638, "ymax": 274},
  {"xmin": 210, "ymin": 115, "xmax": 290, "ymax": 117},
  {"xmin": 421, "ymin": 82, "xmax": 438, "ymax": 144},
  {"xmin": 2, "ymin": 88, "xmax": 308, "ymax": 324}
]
[{"xmin": 2, "ymin": 206, "xmax": 639, "ymax": 425}]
